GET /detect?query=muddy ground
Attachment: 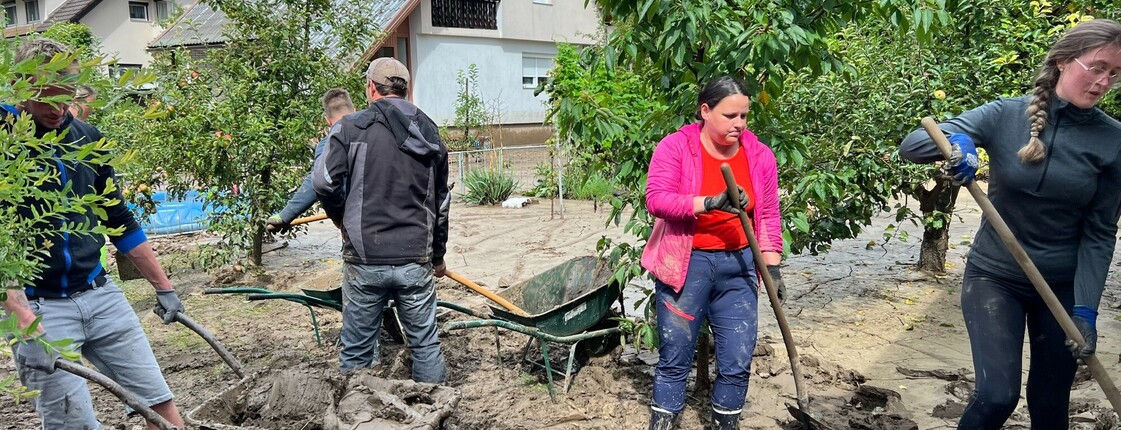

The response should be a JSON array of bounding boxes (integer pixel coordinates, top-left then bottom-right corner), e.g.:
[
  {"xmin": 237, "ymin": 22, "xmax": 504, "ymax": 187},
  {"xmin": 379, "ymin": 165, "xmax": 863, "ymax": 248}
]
[{"xmin": 4, "ymin": 195, "xmax": 1121, "ymax": 429}]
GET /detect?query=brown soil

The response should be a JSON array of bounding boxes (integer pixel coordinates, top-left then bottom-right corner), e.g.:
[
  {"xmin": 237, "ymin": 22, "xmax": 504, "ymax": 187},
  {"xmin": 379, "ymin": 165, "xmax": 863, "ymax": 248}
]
[{"xmin": 4, "ymin": 196, "xmax": 1121, "ymax": 429}]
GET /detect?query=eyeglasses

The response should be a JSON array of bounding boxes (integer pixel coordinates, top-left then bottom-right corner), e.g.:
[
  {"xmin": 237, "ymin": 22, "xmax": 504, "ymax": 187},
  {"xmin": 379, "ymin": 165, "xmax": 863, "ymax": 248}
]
[{"xmin": 1073, "ymin": 57, "xmax": 1121, "ymax": 88}]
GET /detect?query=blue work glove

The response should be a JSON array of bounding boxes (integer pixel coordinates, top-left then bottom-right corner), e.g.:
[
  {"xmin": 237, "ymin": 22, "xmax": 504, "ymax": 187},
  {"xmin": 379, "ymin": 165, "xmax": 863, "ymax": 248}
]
[
  {"xmin": 154, "ymin": 289, "xmax": 184, "ymax": 325},
  {"xmin": 15, "ymin": 338, "xmax": 60, "ymax": 374},
  {"xmin": 703, "ymin": 186, "xmax": 749, "ymax": 214},
  {"xmin": 945, "ymin": 133, "xmax": 979, "ymax": 185},
  {"xmin": 1066, "ymin": 306, "xmax": 1098, "ymax": 361}
]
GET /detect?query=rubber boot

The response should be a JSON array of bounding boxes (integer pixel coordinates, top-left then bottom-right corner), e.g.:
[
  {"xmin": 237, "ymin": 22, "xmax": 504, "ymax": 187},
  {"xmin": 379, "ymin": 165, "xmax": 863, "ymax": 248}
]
[
  {"xmin": 649, "ymin": 407, "xmax": 679, "ymax": 430},
  {"xmin": 711, "ymin": 406, "xmax": 740, "ymax": 430}
]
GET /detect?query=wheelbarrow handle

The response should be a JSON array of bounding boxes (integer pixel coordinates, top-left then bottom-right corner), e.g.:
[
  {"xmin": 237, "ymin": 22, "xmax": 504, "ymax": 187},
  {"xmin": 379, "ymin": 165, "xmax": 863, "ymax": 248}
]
[
  {"xmin": 920, "ymin": 117, "xmax": 1121, "ymax": 412},
  {"xmin": 55, "ymin": 360, "xmax": 178, "ymax": 430}
]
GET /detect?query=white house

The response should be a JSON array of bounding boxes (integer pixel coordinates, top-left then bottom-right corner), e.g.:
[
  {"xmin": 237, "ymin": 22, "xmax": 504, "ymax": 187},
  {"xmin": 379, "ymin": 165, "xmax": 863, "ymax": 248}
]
[
  {"xmin": 149, "ymin": 0, "xmax": 602, "ymax": 144},
  {"xmin": 4, "ymin": 0, "xmax": 190, "ymax": 71}
]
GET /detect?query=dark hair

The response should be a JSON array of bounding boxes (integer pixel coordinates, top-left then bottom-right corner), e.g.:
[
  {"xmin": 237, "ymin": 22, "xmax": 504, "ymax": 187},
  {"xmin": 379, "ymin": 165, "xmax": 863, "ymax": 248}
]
[
  {"xmin": 374, "ymin": 76, "xmax": 408, "ymax": 98},
  {"xmin": 321, "ymin": 88, "xmax": 355, "ymax": 119},
  {"xmin": 695, "ymin": 75, "xmax": 751, "ymax": 120},
  {"xmin": 1021, "ymin": 19, "xmax": 1121, "ymax": 163}
]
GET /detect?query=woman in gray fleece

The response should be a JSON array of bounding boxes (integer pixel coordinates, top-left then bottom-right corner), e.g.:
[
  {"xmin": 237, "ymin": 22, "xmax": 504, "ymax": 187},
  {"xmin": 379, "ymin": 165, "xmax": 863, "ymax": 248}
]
[{"xmin": 900, "ymin": 19, "xmax": 1121, "ymax": 429}]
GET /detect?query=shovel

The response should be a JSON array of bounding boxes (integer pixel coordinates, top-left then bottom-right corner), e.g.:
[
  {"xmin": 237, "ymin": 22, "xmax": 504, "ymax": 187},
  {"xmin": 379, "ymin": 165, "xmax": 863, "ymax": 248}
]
[
  {"xmin": 720, "ymin": 164, "xmax": 821, "ymax": 429},
  {"xmin": 446, "ymin": 270, "xmax": 530, "ymax": 317},
  {"xmin": 51, "ymin": 359, "xmax": 178, "ymax": 430},
  {"xmin": 155, "ymin": 308, "xmax": 245, "ymax": 379},
  {"xmin": 920, "ymin": 117, "xmax": 1121, "ymax": 412}
]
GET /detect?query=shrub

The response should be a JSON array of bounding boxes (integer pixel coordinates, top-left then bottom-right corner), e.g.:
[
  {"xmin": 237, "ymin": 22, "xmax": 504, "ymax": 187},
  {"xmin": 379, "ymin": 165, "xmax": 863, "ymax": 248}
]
[
  {"xmin": 463, "ymin": 169, "xmax": 518, "ymax": 205},
  {"xmin": 573, "ymin": 173, "xmax": 615, "ymax": 201}
]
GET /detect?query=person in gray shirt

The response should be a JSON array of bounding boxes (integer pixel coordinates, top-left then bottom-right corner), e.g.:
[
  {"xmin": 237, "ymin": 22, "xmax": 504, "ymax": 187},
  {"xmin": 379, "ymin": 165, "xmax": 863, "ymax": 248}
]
[{"xmin": 900, "ymin": 19, "xmax": 1121, "ymax": 429}]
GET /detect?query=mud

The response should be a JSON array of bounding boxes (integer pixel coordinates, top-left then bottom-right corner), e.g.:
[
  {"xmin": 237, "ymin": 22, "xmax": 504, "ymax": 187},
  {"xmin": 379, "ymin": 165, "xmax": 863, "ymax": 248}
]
[
  {"xmin": 187, "ymin": 366, "xmax": 458, "ymax": 430},
  {"xmin": 7, "ymin": 197, "xmax": 1121, "ymax": 430}
]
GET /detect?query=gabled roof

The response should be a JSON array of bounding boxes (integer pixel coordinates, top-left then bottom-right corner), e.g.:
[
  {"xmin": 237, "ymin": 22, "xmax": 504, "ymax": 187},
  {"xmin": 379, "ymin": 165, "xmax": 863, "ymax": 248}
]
[
  {"xmin": 148, "ymin": 1, "xmax": 227, "ymax": 48},
  {"xmin": 33, "ymin": 0, "xmax": 104, "ymax": 32},
  {"xmin": 149, "ymin": 0, "xmax": 416, "ymax": 59}
]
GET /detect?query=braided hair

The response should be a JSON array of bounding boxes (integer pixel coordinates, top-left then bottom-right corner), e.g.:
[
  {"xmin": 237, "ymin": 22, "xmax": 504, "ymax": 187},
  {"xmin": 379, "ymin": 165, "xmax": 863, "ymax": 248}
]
[{"xmin": 1021, "ymin": 19, "xmax": 1121, "ymax": 163}]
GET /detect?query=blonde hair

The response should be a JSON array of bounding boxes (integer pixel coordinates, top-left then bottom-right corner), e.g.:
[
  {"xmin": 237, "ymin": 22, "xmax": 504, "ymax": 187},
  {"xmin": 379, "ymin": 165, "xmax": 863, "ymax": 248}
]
[{"xmin": 1022, "ymin": 19, "xmax": 1121, "ymax": 163}]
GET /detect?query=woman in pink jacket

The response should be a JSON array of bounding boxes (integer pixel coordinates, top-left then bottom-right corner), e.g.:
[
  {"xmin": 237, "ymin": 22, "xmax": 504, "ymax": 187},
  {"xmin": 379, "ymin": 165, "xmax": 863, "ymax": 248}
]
[{"xmin": 641, "ymin": 76, "xmax": 784, "ymax": 430}]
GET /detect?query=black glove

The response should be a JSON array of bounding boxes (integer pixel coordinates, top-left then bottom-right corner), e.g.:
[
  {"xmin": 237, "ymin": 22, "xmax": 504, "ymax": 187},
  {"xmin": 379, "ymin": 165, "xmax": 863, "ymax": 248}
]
[
  {"xmin": 703, "ymin": 186, "xmax": 749, "ymax": 214},
  {"xmin": 1066, "ymin": 306, "xmax": 1097, "ymax": 360},
  {"xmin": 154, "ymin": 289, "xmax": 184, "ymax": 325},
  {"xmin": 16, "ymin": 338, "xmax": 59, "ymax": 374},
  {"xmin": 766, "ymin": 265, "xmax": 786, "ymax": 305},
  {"xmin": 265, "ymin": 215, "xmax": 292, "ymax": 234}
]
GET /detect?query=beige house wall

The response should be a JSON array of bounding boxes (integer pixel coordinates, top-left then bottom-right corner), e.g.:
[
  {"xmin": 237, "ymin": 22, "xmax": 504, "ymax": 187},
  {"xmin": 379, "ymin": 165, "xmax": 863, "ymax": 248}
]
[{"xmin": 416, "ymin": 0, "xmax": 598, "ymax": 44}]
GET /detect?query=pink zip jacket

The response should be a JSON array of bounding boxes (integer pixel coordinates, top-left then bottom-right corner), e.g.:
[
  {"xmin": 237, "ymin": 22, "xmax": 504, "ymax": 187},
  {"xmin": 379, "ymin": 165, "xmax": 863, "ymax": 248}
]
[{"xmin": 641, "ymin": 122, "xmax": 782, "ymax": 292}]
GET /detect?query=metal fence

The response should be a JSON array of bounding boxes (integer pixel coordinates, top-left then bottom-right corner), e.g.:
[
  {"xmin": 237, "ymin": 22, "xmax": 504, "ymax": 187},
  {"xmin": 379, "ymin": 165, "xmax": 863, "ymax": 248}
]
[{"xmin": 449, "ymin": 144, "xmax": 555, "ymax": 195}]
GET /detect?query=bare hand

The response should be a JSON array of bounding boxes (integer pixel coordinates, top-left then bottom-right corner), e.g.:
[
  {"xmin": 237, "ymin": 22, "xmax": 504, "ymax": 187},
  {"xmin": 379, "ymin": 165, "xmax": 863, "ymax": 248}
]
[{"xmin": 433, "ymin": 261, "xmax": 447, "ymax": 278}]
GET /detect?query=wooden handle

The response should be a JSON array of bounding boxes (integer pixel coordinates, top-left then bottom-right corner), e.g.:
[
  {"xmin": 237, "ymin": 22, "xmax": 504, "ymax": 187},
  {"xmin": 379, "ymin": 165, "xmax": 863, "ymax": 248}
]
[
  {"xmin": 920, "ymin": 116, "xmax": 1121, "ymax": 412},
  {"xmin": 719, "ymin": 163, "xmax": 808, "ymax": 409},
  {"xmin": 446, "ymin": 270, "xmax": 530, "ymax": 317},
  {"xmin": 291, "ymin": 213, "xmax": 329, "ymax": 226},
  {"xmin": 174, "ymin": 313, "xmax": 245, "ymax": 379},
  {"xmin": 56, "ymin": 360, "xmax": 178, "ymax": 430}
]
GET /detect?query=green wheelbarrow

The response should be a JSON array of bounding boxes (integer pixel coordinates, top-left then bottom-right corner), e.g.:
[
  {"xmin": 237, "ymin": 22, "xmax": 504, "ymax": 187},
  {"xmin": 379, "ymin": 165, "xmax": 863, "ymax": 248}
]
[
  {"xmin": 442, "ymin": 256, "xmax": 624, "ymax": 396},
  {"xmin": 203, "ymin": 286, "xmax": 406, "ymax": 347}
]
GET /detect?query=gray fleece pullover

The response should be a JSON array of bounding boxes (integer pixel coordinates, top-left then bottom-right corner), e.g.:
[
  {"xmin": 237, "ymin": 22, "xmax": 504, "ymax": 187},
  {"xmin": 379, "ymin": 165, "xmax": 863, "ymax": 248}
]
[{"xmin": 900, "ymin": 94, "xmax": 1121, "ymax": 311}]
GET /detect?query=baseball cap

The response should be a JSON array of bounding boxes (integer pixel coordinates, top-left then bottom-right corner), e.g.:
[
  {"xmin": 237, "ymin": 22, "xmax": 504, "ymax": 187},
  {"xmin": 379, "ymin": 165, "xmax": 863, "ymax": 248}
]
[{"xmin": 366, "ymin": 57, "xmax": 410, "ymax": 86}]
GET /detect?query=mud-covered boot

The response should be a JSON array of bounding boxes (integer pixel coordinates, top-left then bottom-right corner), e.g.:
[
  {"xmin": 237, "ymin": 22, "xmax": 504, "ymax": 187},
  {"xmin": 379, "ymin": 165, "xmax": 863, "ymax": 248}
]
[
  {"xmin": 710, "ymin": 406, "xmax": 741, "ymax": 430},
  {"xmin": 649, "ymin": 407, "xmax": 679, "ymax": 430}
]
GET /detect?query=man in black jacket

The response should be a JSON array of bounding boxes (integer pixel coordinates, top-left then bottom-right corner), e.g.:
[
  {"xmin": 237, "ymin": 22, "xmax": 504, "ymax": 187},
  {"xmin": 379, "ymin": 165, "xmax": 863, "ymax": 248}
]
[
  {"xmin": 313, "ymin": 57, "xmax": 450, "ymax": 382},
  {"xmin": 4, "ymin": 38, "xmax": 185, "ymax": 429}
]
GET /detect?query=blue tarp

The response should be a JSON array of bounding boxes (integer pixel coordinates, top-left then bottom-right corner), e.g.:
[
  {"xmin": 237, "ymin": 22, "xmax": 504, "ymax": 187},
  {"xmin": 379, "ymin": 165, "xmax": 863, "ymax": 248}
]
[{"xmin": 131, "ymin": 191, "xmax": 214, "ymax": 235}]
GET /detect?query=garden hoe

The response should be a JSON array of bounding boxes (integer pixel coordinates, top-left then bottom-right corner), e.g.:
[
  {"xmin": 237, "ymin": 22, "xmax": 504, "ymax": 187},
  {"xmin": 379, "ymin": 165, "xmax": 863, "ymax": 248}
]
[
  {"xmin": 919, "ymin": 117, "xmax": 1121, "ymax": 413},
  {"xmin": 720, "ymin": 165, "xmax": 830, "ymax": 430},
  {"xmin": 155, "ymin": 308, "xmax": 245, "ymax": 379},
  {"xmin": 51, "ymin": 359, "xmax": 178, "ymax": 430}
]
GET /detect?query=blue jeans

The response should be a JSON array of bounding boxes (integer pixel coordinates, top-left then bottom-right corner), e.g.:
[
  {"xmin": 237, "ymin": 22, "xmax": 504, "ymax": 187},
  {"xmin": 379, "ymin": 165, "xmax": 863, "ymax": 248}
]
[
  {"xmin": 652, "ymin": 249, "xmax": 759, "ymax": 414},
  {"xmin": 12, "ymin": 280, "xmax": 173, "ymax": 430},
  {"xmin": 339, "ymin": 262, "xmax": 446, "ymax": 383}
]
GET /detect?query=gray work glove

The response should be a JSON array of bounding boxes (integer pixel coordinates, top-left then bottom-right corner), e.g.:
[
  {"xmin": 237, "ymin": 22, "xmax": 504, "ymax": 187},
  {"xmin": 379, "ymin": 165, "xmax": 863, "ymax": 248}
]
[
  {"xmin": 154, "ymin": 289, "xmax": 184, "ymax": 325},
  {"xmin": 766, "ymin": 265, "xmax": 786, "ymax": 305},
  {"xmin": 265, "ymin": 214, "xmax": 292, "ymax": 234},
  {"xmin": 703, "ymin": 186, "xmax": 749, "ymax": 214},
  {"xmin": 16, "ymin": 338, "xmax": 59, "ymax": 374},
  {"xmin": 1066, "ymin": 306, "xmax": 1098, "ymax": 361}
]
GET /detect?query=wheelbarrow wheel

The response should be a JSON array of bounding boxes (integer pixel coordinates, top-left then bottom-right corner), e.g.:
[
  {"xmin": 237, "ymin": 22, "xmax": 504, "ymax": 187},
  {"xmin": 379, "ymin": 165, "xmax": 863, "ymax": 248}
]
[{"xmin": 577, "ymin": 311, "xmax": 622, "ymax": 358}]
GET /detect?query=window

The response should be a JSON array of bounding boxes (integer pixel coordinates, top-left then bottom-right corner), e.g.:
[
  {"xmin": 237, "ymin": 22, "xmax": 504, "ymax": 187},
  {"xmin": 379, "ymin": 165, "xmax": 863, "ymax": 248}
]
[
  {"xmin": 25, "ymin": 0, "xmax": 38, "ymax": 22},
  {"xmin": 3, "ymin": 2, "xmax": 15, "ymax": 27},
  {"xmin": 154, "ymin": 0, "xmax": 168, "ymax": 21},
  {"xmin": 431, "ymin": 0, "xmax": 498, "ymax": 30},
  {"xmin": 522, "ymin": 55, "xmax": 552, "ymax": 89},
  {"xmin": 396, "ymin": 37, "xmax": 408, "ymax": 66},
  {"xmin": 128, "ymin": 1, "xmax": 148, "ymax": 21}
]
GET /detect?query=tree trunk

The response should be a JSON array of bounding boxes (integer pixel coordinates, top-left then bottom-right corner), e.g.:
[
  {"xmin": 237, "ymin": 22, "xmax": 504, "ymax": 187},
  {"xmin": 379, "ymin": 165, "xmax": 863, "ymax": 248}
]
[
  {"xmin": 915, "ymin": 178, "xmax": 960, "ymax": 272},
  {"xmin": 250, "ymin": 166, "xmax": 272, "ymax": 266}
]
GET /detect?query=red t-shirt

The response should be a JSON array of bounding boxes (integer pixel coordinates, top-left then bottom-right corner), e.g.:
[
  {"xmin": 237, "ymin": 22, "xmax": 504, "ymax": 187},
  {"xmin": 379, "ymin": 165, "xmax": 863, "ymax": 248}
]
[{"xmin": 693, "ymin": 146, "xmax": 755, "ymax": 251}]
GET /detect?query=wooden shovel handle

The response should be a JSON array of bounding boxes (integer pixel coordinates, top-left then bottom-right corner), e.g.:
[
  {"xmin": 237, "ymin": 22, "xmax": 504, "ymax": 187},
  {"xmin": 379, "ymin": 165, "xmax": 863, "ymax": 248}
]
[
  {"xmin": 56, "ymin": 360, "xmax": 178, "ymax": 430},
  {"xmin": 291, "ymin": 213, "xmax": 329, "ymax": 226},
  {"xmin": 920, "ymin": 116, "xmax": 1121, "ymax": 412},
  {"xmin": 446, "ymin": 270, "xmax": 530, "ymax": 317},
  {"xmin": 720, "ymin": 164, "xmax": 809, "ymax": 409}
]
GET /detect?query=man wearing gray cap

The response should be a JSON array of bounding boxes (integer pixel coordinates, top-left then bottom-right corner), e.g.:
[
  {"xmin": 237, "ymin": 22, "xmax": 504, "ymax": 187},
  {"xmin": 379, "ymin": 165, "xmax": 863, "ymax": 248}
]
[{"xmin": 313, "ymin": 57, "xmax": 449, "ymax": 383}]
